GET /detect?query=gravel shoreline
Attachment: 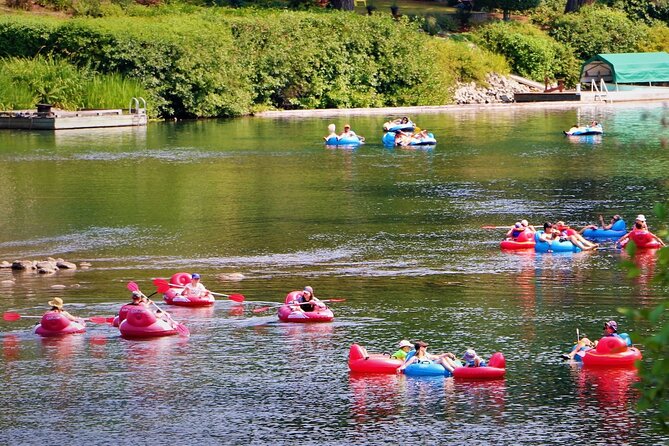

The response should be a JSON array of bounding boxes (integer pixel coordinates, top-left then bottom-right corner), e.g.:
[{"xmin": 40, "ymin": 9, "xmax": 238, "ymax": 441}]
[{"xmin": 255, "ymin": 74, "xmax": 669, "ymax": 118}]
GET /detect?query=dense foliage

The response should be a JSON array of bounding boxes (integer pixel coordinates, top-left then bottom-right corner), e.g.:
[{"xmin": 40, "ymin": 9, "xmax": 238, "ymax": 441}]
[
  {"xmin": 474, "ymin": 21, "xmax": 580, "ymax": 85},
  {"xmin": 0, "ymin": 55, "xmax": 149, "ymax": 111},
  {"xmin": 0, "ymin": 11, "xmax": 507, "ymax": 117},
  {"xmin": 476, "ymin": 0, "xmax": 540, "ymax": 20},
  {"xmin": 620, "ymin": 203, "xmax": 669, "ymax": 432},
  {"xmin": 546, "ymin": 5, "xmax": 648, "ymax": 59}
]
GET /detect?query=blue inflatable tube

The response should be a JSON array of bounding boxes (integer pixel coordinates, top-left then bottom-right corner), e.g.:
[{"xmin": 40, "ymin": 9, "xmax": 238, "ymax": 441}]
[
  {"xmin": 564, "ymin": 125, "xmax": 603, "ymax": 136},
  {"xmin": 325, "ymin": 136, "xmax": 363, "ymax": 146},
  {"xmin": 382, "ymin": 132, "xmax": 437, "ymax": 147},
  {"xmin": 534, "ymin": 231, "xmax": 581, "ymax": 253},
  {"xmin": 383, "ymin": 122, "xmax": 416, "ymax": 132},
  {"xmin": 403, "ymin": 360, "xmax": 452, "ymax": 377},
  {"xmin": 581, "ymin": 220, "xmax": 627, "ymax": 239}
]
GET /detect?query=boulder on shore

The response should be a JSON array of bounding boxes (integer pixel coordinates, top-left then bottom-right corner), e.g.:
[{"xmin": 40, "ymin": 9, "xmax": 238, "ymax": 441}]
[{"xmin": 453, "ymin": 73, "xmax": 534, "ymax": 105}]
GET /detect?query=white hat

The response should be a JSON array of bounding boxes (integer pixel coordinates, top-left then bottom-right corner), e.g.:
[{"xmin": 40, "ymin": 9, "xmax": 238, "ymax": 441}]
[
  {"xmin": 398, "ymin": 340, "xmax": 413, "ymax": 348},
  {"xmin": 636, "ymin": 214, "xmax": 646, "ymax": 222}
]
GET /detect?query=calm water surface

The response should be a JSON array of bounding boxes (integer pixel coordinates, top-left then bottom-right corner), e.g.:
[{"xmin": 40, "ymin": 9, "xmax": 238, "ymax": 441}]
[{"xmin": 1, "ymin": 104, "xmax": 668, "ymax": 445}]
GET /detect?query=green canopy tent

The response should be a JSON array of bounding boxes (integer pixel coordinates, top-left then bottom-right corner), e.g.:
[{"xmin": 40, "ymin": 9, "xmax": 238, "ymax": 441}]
[{"xmin": 580, "ymin": 52, "xmax": 669, "ymax": 89}]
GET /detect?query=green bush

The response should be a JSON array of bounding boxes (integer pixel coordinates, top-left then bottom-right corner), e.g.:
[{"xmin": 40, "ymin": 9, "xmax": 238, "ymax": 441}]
[
  {"xmin": 0, "ymin": 55, "xmax": 150, "ymax": 111},
  {"xmin": 546, "ymin": 5, "xmax": 648, "ymax": 59},
  {"xmin": 638, "ymin": 23, "xmax": 669, "ymax": 52},
  {"xmin": 474, "ymin": 21, "xmax": 579, "ymax": 85},
  {"xmin": 0, "ymin": 9, "xmax": 509, "ymax": 117}
]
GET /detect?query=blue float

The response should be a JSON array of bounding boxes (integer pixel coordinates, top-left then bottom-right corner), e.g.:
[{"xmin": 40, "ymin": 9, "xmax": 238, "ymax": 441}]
[
  {"xmin": 403, "ymin": 360, "xmax": 452, "ymax": 377},
  {"xmin": 534, "ymin": 231, "xmax": 582, "ymax": 253},
  {"xmin": 382, "ymin": 132, "xmax": 437, "ymax": 147},
  {"xmin": 581, "ymin": 219, "xmax": 627, "ymax": 239},
  {"xmin": 564, "ymin": 124, "xmax": 603, "ymax": 136},
  {"xmin": 383, "ymin": 121, "xmax": 416, "ymax": 132},
  {"xmin": 324, "ymin": 136, "xmax": 363, "ymax": 147}
]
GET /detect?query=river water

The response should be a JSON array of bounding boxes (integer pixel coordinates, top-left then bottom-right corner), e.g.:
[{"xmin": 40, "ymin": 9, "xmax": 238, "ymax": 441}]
[{"xmin": 0, "ymin": 104, "xmax": 668, "ymax": 445}]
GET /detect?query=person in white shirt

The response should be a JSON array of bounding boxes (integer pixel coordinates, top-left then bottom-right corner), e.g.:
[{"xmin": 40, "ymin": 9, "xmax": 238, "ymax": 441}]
[{"xmin": 182, "ymin": 273, "xmax": 211, "ymax": 299}]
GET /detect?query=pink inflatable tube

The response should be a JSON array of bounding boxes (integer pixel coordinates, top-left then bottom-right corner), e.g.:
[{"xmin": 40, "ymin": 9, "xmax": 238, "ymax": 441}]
[
  {"xmin": 452, "ymin": 352, "xmax": 506, "ymax": 380},
  {"xmin": 113, "ymin": 303, "xmax": 135, "ymax": 327},
  {"xmin": 163, "ymin": 288, "xmax": 215, "ymax": 307},
  {"xmin": 582, "ymin": 336, "xmax": 642, "ymax": 367},
  {"xmin": 170, "ymin": 272, "xmax": 192, "ymax": 286},
  {"xmin": 348, "ymin": 344, "xmax": 403, "ymax": 374},
  {"xmin": 34, "ymin": 312, "xmax": 86, "ymax": 337},
  {"xmin": 119, "ymin": 306, "xmax": 177, "ymax": 339},
  {"xmin": 278, "ymin": 291, "xmax": 334, "ymax": 323}
]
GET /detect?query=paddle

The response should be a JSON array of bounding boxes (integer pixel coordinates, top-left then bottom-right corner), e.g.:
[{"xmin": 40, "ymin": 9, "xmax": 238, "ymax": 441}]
[
  {"xmin": 2, "ymin": 312, "xmax": 113, "ymax": 324},
  {"xmin": 152, "ymin": 278, "xmax": 245, "ymax": 303},
  {"xmin": 251, "ymin": 298, "xmax": 346, "ymax": 314},
  {"xmin": 127, "ymin": 281, "xmax": 190, "ymax": 337},
  {"xmin": 482, "ymin": 225, "xmax": 511, "ymax": 229}
]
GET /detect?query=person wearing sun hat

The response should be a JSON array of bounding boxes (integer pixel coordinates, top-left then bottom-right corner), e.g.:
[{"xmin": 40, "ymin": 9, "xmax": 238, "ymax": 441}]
[
  {"xmin": 181, "ymin": 273, "xmax": 211, "ymax": 299},
  {"xmin": 462, "ymin": 348, "xmax": 486, "ymax": 367},
  {"xmin": 338, "ymin": 124, "xmax": 357, "ymax": 139},
  {"xmin": 391, "ymin": 340, "xmax": 414, "ymax": 361},
  {"xmin": 45, "ymin": 297, "xmax": 81, "ymax": 322}
]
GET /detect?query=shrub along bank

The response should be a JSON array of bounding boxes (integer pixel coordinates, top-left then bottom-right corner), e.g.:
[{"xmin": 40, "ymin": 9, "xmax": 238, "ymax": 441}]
[{"xmin": 0, "ymin": 10, "xmax": 508, "ymax": 118}]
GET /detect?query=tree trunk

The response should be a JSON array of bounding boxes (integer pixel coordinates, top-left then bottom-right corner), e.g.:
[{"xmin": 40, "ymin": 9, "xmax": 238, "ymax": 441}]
[{"xmin": 331, "ymin": 0, "xmax": 354, "ymax": 10}]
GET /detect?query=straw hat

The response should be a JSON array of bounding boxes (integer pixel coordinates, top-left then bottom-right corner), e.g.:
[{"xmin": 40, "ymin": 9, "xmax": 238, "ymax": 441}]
[
  {"xmin": 48, "ymin": 297, "xmax": 64, "ymax": 309},
  {"xmin": 398, "ymin": 340, "xmax": 413, "ymax": 348}
]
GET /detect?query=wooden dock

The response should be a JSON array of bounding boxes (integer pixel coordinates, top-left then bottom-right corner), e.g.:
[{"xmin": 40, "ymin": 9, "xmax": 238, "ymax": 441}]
[{"xmin": 0, "ymin": 98, "xmax": 147, "ymax": 130}]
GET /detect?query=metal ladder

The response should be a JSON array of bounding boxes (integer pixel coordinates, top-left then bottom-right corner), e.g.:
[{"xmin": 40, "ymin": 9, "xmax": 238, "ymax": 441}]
[{"xmin": 591, "ymin": 79, "xmax": 611, "ymax": 103}]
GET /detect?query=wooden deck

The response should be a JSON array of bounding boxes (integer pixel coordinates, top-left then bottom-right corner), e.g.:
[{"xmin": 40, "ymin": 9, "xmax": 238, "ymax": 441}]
[{"xmin": 0, "ymin": 102, "xmax": 147, "ymax": 130}]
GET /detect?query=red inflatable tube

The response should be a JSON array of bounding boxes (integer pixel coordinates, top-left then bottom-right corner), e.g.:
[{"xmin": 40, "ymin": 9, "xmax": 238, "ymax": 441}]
[
  {"xmin": 119, "ymin": 306, "xmax": 177, "ymax": 339},
  {"xmin": 630, "ymin": 231, "xmax": 662, "ymax": 249},
  {"xmin": 582, "ymin": 336, "xmax": 642, "ymax": 367},
  {"xmin": 170, "ymin": 272, "xmax": 192, "ymax": 286},
  {"xmin": 348, "ymin": 344, "xmax": 403, "ymax": 374},
  {"xmin": 278, "ymin": 291, "xmax": 334, "ymax": 323},
  {"xmin": 500, "ymin": 229, "xmax": 536, "ymax": 250},
  {"xmin": 34, "ymin": 312, "xmax": 86, "ymax": 337},
  {"xmin": 452, "ymin": 352, "xmax": 506, "ymax": 380},
  {"xmin": 500, "ymin": 240, "xmax": 536, "ymax": 250}
]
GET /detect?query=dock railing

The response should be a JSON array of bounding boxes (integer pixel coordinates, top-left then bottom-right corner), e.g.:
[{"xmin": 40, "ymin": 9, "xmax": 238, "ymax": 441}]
[{"xmin": 591, "ymin": 79, "xmax": 611, "ymax": 103}]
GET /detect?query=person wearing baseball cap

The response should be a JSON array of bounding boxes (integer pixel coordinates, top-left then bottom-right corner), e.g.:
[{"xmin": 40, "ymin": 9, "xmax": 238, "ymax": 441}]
[
  {"xmin": 391, "ymin": 340, "xmax": 414, "ymax": 361},
  {"xmin": 182, "ymin": 273, "xmax": 211, "ymax": 299}
]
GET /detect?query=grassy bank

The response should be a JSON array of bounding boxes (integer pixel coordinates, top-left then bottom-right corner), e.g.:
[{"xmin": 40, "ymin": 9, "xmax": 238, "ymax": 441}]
[{"xmin": 0, "ymin": 9, "xmax": 508, "ymax": 118}]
